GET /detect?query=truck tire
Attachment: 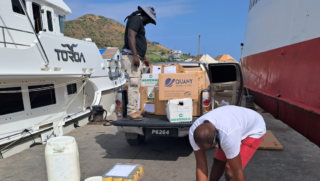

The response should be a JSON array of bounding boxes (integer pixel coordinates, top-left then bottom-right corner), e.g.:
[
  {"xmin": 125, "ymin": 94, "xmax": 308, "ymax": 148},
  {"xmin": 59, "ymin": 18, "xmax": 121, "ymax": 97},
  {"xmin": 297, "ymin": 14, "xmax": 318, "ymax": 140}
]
[{"xmin": 125, "ymin": 133, "xmax": 145, "ymax": 145}]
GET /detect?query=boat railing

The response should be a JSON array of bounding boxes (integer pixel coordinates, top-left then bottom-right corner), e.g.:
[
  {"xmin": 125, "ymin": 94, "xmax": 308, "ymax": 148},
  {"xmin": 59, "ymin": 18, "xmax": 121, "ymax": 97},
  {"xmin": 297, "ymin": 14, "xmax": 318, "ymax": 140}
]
[{"xmin": 0, "ymin": 25, "xmax": 33, "ymax": 47}]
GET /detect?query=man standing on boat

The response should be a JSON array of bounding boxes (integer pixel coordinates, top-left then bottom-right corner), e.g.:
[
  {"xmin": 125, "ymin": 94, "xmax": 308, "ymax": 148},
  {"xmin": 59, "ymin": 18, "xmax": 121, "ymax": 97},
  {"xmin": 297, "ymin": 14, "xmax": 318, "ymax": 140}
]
[
  {"xmin": 189, "ymin": 106, "xmax": 266, "ymax": 181},
  {"xmin": 122, "ymin": 6, "xmax": 156, "ymax": 120}
]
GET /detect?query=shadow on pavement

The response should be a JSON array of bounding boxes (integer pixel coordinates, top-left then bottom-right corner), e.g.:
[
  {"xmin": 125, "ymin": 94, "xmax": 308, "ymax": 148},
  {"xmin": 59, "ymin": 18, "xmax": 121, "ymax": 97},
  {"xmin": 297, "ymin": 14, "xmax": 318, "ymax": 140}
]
[{"xmin": 95, "ymin": 132, "xmax": 194, "ymax": 161}]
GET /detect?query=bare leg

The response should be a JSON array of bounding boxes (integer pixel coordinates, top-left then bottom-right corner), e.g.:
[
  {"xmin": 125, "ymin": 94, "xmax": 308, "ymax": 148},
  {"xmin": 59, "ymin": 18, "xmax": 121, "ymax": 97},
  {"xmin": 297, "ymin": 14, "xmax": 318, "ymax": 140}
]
[
  {"xmin": 209, "ymin": 158, "xmax": 226, "ymax": 181},
  {"xmin": 224, "ymin": 167, "xmax": 234, "ymax": 181}
]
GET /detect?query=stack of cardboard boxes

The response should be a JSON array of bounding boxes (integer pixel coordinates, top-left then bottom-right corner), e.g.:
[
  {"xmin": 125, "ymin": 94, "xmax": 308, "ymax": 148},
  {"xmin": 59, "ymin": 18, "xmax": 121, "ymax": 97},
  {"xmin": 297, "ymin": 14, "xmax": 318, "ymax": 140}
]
[{"xmin": 138, "ymin": 64, "xmax": 209, "ymax": 120}]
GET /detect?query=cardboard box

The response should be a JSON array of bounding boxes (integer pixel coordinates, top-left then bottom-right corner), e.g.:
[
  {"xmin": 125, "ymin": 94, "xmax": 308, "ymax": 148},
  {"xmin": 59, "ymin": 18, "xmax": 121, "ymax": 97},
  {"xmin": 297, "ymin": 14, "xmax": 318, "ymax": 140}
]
[
  {"xmin": 150, "ymin": 65, "xmax": 163, "ymax": 73},
  {"xmin": 150, "ymin": 64, "xmax": 184, "ymax": 74},
  {"xmin": 139, "ymin": 86, "xmax": 148, "ymax": 111},
  {"xmin": 123, "ymin": 83, "xmax": 128, "ymax": 90},
  {"xmin": 144, "ymin": 101, "xmax": 155, "ymax": 114},
  {"xmin": 185, "ymin": 71, "xmax": 207, "ymax": 90},
  {"xmin": 163, "ymin": 64, "xmax": 184, "ymax": 73},
  {"xmin": 165, "ymin": 98, "xmax": 193, "ymax": 122},
  {"xmin": 141, "ymin": 74, "xmax": 159, "ymax": 101},
  {"xmin": 258, "ymin": 130, "xmax": 284, "ymax": 150},
  {"xmin": 154, "ymin": 86, "xmax": 167, "ymax": 115},
  {"xmin": 158, "ymin": 73, "xmax": 199, "ymax": 101},
  {"xmin": 183, "ymin": 67, "xmax": 202, "ymax": 72},
  {"xmin": 155, "ymin": 85, "xmax": 201, "ymax": 116}
]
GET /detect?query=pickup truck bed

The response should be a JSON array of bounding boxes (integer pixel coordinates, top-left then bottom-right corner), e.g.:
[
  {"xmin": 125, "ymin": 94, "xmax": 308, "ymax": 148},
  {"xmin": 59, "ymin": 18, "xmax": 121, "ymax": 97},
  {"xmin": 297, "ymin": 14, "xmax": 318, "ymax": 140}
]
[{"xmin": 113, "ymin": 115, "xmax": 197, "ymax": 128}]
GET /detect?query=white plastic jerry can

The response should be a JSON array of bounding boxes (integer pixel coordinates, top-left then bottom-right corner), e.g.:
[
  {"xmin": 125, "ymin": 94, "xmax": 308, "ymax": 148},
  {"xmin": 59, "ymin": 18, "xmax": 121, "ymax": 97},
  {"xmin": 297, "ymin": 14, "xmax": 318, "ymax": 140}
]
[{"xmin": 45, "ymin": 136, "xmax": 81, "ymax": 181}]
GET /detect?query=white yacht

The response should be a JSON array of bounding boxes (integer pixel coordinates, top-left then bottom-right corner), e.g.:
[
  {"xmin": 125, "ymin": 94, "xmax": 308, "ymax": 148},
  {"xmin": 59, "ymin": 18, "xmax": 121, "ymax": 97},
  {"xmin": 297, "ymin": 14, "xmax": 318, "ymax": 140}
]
[{"xmin": 0, "ymin": 0, "xmax": 126, "ymax": 158}]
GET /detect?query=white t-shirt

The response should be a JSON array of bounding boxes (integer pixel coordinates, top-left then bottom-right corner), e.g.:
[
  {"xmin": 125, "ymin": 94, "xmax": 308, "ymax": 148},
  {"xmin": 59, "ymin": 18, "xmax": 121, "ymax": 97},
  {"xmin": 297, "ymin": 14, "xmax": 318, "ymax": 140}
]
[{"xmin": 189, "ymin": 106, "xmax": 266, "ymax": 159}]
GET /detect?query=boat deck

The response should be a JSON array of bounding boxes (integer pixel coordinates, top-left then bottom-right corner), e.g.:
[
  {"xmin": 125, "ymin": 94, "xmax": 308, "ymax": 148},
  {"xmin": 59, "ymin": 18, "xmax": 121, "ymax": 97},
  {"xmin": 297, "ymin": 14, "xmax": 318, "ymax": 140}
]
[{"xmin": 0, "ymin": 105, "xmax": 320, "ymax": 181}]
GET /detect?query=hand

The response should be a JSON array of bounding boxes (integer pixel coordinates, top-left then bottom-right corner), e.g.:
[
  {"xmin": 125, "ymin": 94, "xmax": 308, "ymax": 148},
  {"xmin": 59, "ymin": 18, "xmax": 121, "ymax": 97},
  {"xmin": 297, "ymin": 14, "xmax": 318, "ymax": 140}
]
[
  {"xmin": 133, "ymin": 55, "xmax": 140, "ymax": 67},
  {"xmin": 194, "ymin": 149, "xmax": 208, "ymax": 181},
  {"xmin": 227, "ymin": 153, "xmax": 246, "ymax": 181},
  {"xmin": 143, "ymin": 57, "xmax": 150, "ymax": 67}
]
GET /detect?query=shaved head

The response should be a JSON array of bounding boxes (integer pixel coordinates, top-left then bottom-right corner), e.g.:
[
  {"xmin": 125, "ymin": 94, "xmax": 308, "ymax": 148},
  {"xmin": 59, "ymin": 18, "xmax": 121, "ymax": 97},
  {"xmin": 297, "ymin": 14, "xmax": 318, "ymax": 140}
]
[{"xmin": 194, "ymin": 121, "xmax": 216, "ymax": 149}]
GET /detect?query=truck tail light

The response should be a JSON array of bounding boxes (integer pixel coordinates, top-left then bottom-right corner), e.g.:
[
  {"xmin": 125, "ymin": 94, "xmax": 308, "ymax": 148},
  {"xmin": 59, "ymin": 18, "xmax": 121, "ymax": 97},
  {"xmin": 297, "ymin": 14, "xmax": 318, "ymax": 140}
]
[
  {"xmin": 116, "ymin": 89, "xmax": 127, "ymax": 119},
  {"xmin": 203, "ymin": 99, "xmax": 210, "ymax": 106},
  {"xmin": 201, "ymin": 87, "xmax": 212, "ymax": 115},
  {"xmin": 203, "ymin": 107, "xmax": 211, "ymax": 112}
]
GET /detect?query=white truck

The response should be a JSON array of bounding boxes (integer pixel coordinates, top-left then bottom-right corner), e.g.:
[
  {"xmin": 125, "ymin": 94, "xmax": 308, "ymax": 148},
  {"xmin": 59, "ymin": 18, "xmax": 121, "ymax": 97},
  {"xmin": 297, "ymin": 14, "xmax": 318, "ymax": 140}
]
[{"xmin": 113, "ymin": 62, "xmax": 244, "ymax": 145}]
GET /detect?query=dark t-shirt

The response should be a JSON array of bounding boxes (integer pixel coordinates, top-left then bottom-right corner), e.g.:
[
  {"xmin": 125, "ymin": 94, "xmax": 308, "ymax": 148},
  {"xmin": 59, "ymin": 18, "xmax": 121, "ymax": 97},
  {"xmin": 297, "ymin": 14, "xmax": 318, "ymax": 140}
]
[{"xmin": 123, "ymin": 15, "xmax": 147, "ymax": 58}]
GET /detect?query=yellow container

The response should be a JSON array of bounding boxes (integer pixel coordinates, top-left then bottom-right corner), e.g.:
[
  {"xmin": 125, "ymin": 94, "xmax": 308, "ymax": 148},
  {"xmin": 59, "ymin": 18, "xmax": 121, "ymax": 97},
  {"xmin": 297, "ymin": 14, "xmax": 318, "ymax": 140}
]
[
  {"xmin": 102, "ymin": 164, "xmax": 143, "ymax": 181},
  {"xmin": 102, "ymin": 177, "xmax": 112, "ymax": 181},
  {"xmin": 123, "ymin": 175, "xmax": 134, "ymax": 181},
  {"xmin": 133, "ymin": 173, "xmax": 137, "ymax": 181},
  {"xmin": 136, "ymin": 164, "xmax": 143, "ymax": 176},
  {"xmin": 113, "ymin": 177, "xmax": 123, "ymax": 181},
  {"xmin": 85, "ymin": 176, "xmax": 103, "ymax": 181}
]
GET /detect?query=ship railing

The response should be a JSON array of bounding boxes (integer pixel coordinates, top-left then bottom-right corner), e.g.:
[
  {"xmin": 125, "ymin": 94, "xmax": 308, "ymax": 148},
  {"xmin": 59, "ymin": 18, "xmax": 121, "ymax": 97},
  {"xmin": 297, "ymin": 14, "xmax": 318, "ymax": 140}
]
[{"xmin": 0, "ymin": 25, "xmax": 33, "ymax": 47}]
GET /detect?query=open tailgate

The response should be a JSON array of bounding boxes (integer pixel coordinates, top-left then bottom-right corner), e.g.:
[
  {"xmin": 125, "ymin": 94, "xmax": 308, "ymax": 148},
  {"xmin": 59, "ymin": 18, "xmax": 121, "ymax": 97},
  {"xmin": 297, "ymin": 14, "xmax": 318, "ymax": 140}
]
[{"xmin": 113, "ymin": 115, "xmax": 197, "ymax": 128}]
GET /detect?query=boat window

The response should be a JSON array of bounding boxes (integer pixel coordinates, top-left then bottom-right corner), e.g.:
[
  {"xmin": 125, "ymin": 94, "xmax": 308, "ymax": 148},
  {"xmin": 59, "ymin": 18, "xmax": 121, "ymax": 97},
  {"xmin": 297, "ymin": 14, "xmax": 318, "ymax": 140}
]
[
  {"xmin": 0, "ymin": 87, "xmax": 24, "ymax": 116},
  {"xmin": 67, "ymin": 83, "xmax": 77, "ymax": 95},
  {"xmin": 59, "ymin": 15, "xmax": 64, "ymax": 33},
  {"xmin": 12, "ymin": 0, "xmax": 26, "ymax": 15},
  {"xmin": 29, "ymin": 84, "xmax": 56, "ymax": 109},
  {"xmin": 47, "ymin": 11, "xmax": 53, "ymax": 32},
  {"xmin": 32, "ymin": 3, "xmax": 42, "ymax": 34}
]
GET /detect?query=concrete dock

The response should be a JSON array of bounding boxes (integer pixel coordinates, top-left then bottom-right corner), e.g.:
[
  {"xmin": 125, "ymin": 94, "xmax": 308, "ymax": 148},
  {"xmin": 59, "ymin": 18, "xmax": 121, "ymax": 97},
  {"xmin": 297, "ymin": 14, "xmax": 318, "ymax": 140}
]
[{"xmin": 1, "ymin": 105, "xmax": 320, "ymax": 181}]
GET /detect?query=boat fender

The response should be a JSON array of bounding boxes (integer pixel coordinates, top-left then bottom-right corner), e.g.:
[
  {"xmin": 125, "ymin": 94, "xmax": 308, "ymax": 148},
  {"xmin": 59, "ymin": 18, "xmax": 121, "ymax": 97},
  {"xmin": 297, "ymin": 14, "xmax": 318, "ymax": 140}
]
[{"xmin": 88, "ymin": 105, "xmax": 108, "ymax": 122}]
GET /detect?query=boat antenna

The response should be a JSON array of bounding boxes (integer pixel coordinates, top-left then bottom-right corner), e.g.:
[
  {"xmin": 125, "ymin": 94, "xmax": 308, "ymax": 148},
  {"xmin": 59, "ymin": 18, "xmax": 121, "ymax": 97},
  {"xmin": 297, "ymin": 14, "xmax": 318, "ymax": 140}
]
[{"xmin": 18, "ymin": 0, "xmax": 50, "ymax": 67}]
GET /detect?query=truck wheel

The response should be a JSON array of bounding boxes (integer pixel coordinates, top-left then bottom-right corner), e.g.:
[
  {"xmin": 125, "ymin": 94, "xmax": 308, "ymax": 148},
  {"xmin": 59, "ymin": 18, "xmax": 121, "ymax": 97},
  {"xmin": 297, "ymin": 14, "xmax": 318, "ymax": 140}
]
[{"xmin": 125, "ymin": 133, "xmax": 145, "ymax": 145}]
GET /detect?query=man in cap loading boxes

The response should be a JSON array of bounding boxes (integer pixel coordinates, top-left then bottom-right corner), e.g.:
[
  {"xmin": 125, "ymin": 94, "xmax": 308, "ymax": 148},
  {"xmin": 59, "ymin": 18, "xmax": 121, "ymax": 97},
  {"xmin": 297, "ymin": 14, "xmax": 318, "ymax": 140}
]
[
  {"xmin": 122, "ymin": 6, "xmax": 157, "ymax": 120},
  {"xmin": 189, "ymin": 106, "xmax": 266, "ymax": 181}
]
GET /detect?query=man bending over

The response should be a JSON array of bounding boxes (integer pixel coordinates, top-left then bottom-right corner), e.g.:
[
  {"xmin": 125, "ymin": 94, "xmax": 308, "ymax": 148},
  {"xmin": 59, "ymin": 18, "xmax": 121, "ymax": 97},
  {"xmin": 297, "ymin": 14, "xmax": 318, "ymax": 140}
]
[{"xmin": 189, "ymin": 106, "xmax": 266, "ymax": 181}]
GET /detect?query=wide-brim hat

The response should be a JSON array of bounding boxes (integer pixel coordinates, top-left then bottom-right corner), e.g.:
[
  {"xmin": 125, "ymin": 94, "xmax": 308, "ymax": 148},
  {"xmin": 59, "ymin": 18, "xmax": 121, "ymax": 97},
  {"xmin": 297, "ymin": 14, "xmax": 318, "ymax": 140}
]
[{"xmin": 138, "ymin": 6, "xmax": 156, "ymax": 25}]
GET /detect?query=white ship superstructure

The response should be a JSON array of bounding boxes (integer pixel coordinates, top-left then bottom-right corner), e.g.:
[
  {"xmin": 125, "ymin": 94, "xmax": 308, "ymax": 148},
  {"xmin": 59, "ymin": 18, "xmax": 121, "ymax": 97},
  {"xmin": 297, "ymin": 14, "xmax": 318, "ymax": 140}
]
[{"xmin": 0, "ymin": 0, "xmax": 126, "ymax": 158}]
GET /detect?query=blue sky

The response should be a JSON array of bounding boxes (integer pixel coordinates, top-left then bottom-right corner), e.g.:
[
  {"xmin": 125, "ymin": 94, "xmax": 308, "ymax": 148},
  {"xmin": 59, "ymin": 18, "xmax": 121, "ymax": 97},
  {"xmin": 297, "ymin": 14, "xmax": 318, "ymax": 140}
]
[{"xmin": 64, "ymin": 0, "xmax": 250, "ymax": 61}]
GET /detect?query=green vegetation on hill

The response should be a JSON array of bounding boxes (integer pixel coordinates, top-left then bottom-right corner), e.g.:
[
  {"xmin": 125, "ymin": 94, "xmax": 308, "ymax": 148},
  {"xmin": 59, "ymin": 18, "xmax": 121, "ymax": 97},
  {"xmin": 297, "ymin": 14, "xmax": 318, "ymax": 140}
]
[
  {"xmin": 146, "ymin": 44, "xmax": 171, "ymax": 53},
  {"xmin": 146, "ymin": 54, "xmax": 162, "ymax": 60},
  {"xmin": 181, "ymin": 54, "xmax": 194, "ymax": 60},
  {"xmin": 146, "ymin": 54, "xmax": 168, "ymax": 63}
]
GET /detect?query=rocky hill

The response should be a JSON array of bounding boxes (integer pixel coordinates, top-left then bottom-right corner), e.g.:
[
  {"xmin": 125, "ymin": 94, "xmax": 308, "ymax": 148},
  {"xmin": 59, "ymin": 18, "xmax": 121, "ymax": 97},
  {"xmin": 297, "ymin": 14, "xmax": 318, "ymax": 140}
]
[
  {"xmin": 64, "ymin": 14, "xmax": 171, "ymax": 55},
  {"xmin": 64, "ymin": 14, "xmax": 125, "ymax": 49}
]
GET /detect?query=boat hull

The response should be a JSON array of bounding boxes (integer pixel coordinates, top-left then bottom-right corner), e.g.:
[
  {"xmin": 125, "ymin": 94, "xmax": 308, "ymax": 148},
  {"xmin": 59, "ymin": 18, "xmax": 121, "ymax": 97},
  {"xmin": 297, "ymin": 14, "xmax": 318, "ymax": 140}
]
[{"xmin": 242, "ymin": 36, "xmax": 320, "ymax": 147}]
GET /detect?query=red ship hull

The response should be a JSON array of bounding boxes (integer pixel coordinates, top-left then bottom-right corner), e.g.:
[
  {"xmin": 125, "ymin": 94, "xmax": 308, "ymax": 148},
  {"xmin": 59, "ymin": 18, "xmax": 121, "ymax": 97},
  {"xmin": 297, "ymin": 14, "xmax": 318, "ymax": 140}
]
[{"xmin": 242, "ymin": 37, "xmax": 320, "ymax": 147}]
